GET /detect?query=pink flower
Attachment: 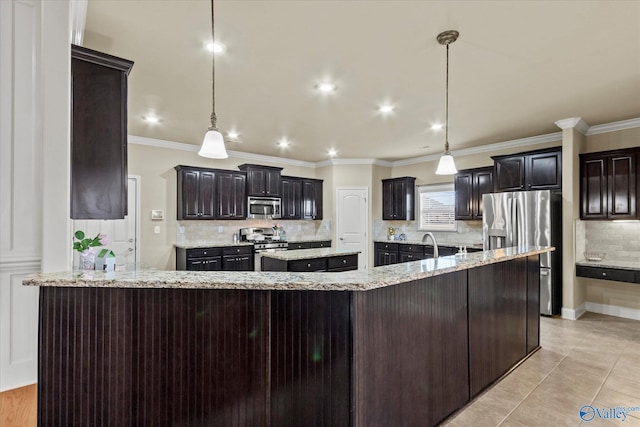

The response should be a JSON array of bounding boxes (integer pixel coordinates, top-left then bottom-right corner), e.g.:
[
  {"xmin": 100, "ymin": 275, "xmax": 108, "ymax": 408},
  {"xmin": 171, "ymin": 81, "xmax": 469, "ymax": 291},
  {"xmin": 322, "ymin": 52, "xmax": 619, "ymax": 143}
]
[{"xmin": 98, "ymin": 234, "xmax": 108, "ymax": 245}]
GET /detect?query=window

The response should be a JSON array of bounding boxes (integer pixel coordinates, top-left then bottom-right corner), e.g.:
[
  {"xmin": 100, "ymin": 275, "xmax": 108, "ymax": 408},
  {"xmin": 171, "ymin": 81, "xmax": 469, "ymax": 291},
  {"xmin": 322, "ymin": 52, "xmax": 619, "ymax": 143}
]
[{"xmin": 418, "ymin": 183, "xmax": 457, "ymax": 231}]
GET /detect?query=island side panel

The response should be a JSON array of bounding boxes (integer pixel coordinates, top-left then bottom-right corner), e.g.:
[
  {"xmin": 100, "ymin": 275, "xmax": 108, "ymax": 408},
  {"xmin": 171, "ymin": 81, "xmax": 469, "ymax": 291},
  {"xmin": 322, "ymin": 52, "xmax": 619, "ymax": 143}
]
[
  {"xmin": 270, "ymin": 290, "xmax": 351, "ymax": 427},
  {"xmin": 527, "ymin": 255, "xmax": 541, "ymax": 353},
  {"xmin": 38, "ymin": 287, "xmax": 270, "ymax": 426},
  {"xmin": 352, "ymin": 271, "xmax": 469, "ymax": 427},
  {"xmin": 468, "ymin": 257, "xmax": 529, "ymax": 398}
]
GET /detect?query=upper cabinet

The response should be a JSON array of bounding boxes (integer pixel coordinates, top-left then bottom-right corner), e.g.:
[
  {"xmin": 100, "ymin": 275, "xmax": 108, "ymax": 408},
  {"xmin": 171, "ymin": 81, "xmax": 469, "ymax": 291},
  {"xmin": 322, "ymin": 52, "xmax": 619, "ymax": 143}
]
[
  {"xmin": 175, "ymin": 166, "xmax": 246, "ymax": 220},
  {"xmin": 580, "ymin": 148, "xmax": 638, "ymax": 220},
  {"xmin": 71, "ymin": 45, "xmax": 134, "ymax": 219},
  {"xmin": 492, "ymin": 147, "xmax": 562, "ymax": 192},
  {"xmin": 382, "ymin": 177, "xmax": 416, "ymax": 220},
  {"xmin": 454, "ymin": 167, "xmax": 493, "ymax": 220},
  {"xmin": 302, "ymin": 178, "xmax": 323, "ymax": 220},
  {"xmin": 281, "ymin": 176, "xmax": 303, "ymax": 219},
  {"xmin": 238, "ymin": 164, "xmax": 283, "ymax": 197}
]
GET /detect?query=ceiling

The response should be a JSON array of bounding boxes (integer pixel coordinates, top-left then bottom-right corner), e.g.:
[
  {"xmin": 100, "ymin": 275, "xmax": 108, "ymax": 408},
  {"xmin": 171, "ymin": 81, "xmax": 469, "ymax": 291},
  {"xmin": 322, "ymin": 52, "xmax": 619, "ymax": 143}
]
[{"xmin": 84, "ymin": 1, "xmax": 640, "ymax": 163}]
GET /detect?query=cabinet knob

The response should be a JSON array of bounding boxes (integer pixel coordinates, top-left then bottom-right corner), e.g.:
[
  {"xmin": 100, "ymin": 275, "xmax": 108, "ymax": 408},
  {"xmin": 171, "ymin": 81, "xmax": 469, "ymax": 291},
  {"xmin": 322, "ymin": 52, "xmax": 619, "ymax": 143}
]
[
  {"xmin": 602, "ymin": 272, "xmax": 607, "ymax": 277},
  {"xmin": 343, "ymin": 259, "xmax": 347, "ymax": 264},
  {"xmin": 203, "ymin": 251, "xmax": 208, "ymax": 255},
  {"xmin": 307, "ymin": 263, "xmax": 311, "ymax": 268}
]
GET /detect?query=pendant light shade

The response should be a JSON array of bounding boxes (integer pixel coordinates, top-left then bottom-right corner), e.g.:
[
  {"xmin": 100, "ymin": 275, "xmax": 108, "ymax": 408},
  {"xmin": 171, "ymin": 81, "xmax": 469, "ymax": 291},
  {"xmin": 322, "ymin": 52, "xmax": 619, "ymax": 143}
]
[
  {"xmin": 435, "ymin": 30, "xmax": 459, "ymax": 175},
  {"xmin": 198, "ymin": 0, "xmax": 228, "ymax": 159}
]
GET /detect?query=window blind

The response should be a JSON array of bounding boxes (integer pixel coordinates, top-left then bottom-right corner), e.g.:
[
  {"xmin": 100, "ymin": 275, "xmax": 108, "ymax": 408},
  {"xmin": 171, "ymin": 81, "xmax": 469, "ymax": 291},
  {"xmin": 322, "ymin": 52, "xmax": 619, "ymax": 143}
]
[{"xmin": 418, "ymin": 184, "xmax": 457, "ymax": 231}]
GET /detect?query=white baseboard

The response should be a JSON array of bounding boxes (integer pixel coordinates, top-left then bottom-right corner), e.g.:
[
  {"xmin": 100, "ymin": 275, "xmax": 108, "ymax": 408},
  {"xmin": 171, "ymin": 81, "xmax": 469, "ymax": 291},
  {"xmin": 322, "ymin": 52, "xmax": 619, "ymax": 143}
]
[
  {"xmin": 561, "ymin": 304, "xmax": 587, "ymax": 320},
  {"xmin": 585, "ymin": 302, "xmax": 640, "ymax": 321}
]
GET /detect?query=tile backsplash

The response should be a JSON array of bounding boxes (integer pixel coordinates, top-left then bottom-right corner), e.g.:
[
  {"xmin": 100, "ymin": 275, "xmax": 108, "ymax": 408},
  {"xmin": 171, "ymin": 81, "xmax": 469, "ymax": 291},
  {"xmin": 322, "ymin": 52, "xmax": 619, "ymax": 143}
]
[
  {"xmin": 373, "ymin": 220, "xmax": 484, "ymax": 247},
  {"xmin": 177, "ymin": 219, "xmax": 332, "ymax": 246},
  {"xmin": 576, "ymin": 220, "xmax": 640, "ymax": 263}
]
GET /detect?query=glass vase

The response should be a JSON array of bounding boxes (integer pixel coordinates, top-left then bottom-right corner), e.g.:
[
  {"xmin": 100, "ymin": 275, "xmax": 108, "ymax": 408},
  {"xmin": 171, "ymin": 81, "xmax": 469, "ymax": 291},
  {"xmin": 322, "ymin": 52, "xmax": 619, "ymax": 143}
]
[{"xmin": 79, "ymin": 251, "xmax": 95, "ymax": 270}]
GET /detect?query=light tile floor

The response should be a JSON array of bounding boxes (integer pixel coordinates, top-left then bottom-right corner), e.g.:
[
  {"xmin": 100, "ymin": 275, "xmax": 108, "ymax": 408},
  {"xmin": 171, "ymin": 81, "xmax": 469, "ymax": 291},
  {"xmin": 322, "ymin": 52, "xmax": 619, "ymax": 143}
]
[{"xmin": 443, "ymin": 312, "xmax": 640, "ymax": 427}]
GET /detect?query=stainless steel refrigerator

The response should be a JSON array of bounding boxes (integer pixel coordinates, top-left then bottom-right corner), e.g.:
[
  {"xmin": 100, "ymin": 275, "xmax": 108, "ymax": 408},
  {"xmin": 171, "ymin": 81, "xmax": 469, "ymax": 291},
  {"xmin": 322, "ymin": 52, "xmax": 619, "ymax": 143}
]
[{"xmin": 482, "ymin": 190, "xmax": 562, "ymax": 315}]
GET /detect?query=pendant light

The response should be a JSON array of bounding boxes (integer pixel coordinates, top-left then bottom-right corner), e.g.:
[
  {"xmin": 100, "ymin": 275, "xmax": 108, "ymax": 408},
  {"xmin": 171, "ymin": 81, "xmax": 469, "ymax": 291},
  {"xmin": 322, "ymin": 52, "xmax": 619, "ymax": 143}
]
[
  {"xmin": 198, "ymin": 0, "xmax": 228, "ymax": 159},
  {"xmin": 435, "ymin": 30, "xmax": 459, "ymax": 175}
]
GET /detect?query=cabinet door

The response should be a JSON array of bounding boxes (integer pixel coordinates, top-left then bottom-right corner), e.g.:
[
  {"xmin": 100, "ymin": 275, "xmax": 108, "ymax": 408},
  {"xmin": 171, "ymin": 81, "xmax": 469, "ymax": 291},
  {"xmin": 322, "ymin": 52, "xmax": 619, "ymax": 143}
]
[
  {"xmin": 180, "ymin": 169, "xmax": 201, "ymax": 220},
  {"xmin": 474, "ymin": 169, "xmax": 494, "ymax": 219},
  {"xmin": 302, "ymin": 179, "xmax": 323, "ymax": 220},
  {"xmin": 581, "ymin": 157, "xmax": 607, "ymax": 219},
  {"xmin": 382, "ymin": 180, "xmax": 395, "ymax": 220},
  {"xmin": 246, "ymin": 168, "xmax": 266, "ymax": 196},
  {"xmin": 217, "ymin": 172, "xmax": 246, "ymax": 219},
  {"xmin": 494, "ymin": 156, "xmax": 525, "ymax": 192},
  {"xmin": 199, "ymin": 171, "xmax": 216, "ymax": 219},
  {"xmin": 608, "ymin": 153, "xmax": 637, "ymax": 219},
  {"xmin": 265, "ymin": 169, "xmax": 282, "ymax": 197},
  {"xmin": 281, "ymin": 177, "xmax": 302, "ymax": 219},
  {"xmin": 454, "ymin": 172, "xmax": 474, "ymax": 220},
  {"xmin": 223, "ymin": 255, "xmax": 254, "ymax": 271},
  {"xmin": 393, "ymin": 179, "xmax": 407, "ymax": 219},
  {"xmin": 526, "ymin": 151, "xmax": 562, "ymax": 191},
  {"xmin": 313, "ymin": 180, "xmax": 323, "ymax": 220}
]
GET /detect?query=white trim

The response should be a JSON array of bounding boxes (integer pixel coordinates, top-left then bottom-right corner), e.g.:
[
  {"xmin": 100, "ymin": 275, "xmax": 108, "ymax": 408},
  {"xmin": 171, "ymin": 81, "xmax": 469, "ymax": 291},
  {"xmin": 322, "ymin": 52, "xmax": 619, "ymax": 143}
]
[
  {"xmin": 128, "ymin": 116, "xmax": 640, "ymax": 168},
  {"xmin": 128, "ymin": 175, "xmax": 142, "ymax": 265},
  {"xmin": 0, "ymin": 257, "xmax": 41, "ymax": 269},
  {"xmin": 554, "ymin": 117, "xmax": 590, "ymax": 134},
  {"xmin": 69, "ymin": 0, "xmax": 87, "ymax": 46},
  {"xmin": 586, "ymin": 117, "xmax": 640, "ymax": 136},
  {"xmin": 561, "ymin": 304, "xmax": 586, "ymax": 320},
  {"xmin": 585, "ymin": 302, "xmax": 640, "ymax": 321}
]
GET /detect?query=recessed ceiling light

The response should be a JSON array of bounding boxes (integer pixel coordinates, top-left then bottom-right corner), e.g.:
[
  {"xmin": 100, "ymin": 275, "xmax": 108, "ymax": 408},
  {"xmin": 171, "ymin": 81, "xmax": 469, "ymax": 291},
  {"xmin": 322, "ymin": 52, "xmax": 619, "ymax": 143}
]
[
  {"xmin": 277, "ymin": 138, "xmax": 290, "ymax": 148},
  {"xmin": 316, "ymin": 82, "xmax": 337, "ymax": 93},
  {"xmin": 431, "ymin": 123, "xmax": 444, "ymax": 131},
  {"xmin": 227, "ymin": 131, "xmax": 239, "ymax": 140},
  {"xmin": 328, "ymin": 149, "xmax": 337, "ymax": 157},
  {"xmin": 204, "ymin": 41, "xmax": 226, "ymax": 54},
  {"xmin": 144, "ymin": 115, "xmax": 160, "ymax": 124},
  {"xmin": 378, "ymin": 104, "xmax": 395, "ymax": 114}
]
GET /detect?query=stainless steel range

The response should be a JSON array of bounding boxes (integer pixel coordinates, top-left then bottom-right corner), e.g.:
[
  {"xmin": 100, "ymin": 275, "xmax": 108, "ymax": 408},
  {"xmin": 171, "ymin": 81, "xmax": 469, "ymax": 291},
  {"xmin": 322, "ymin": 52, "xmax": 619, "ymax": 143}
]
[{"xmin": 239, "ymin": 227, "xmax": 288, "ymax": 252}]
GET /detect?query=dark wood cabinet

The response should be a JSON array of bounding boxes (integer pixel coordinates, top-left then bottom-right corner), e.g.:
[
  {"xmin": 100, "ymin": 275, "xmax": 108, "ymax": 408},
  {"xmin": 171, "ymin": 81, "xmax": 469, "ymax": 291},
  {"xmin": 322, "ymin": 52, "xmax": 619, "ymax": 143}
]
[
  {"xmin": 287, "ymin": 241, "xmax": 331, "ymax": 250},
  {"xmin": 493, "ymin": 147, "xmax": 561, "ymax": 192},
  {"xmin": 302, "ymin": 178, "xmax": 323, "ymax": 220},
  {"xmin": 580, "ymin": 149, "xmax": 638, "ymax": 220},
  {"xmin": 281, "ymin": 176, "xmax": 302, "ymax": 219},
  {"xmin": 175, "ymin": 166, "xmax": 216, "ymax": 220},
  {"xmin": 576, "ymin": 264, "xmax": 639, "ymax": 284},
  {"xmin": 261, "ymin": 254, "xmax": 357, "ymax": 272},
  {"xmin": 398, "ymin": 243, "xmax": 426, "ymax": 263},
  {"xmin": 239, "ymin": 164, "xmax": 283, "ymax": 197},
  {"xmin": 454, "ymin": 167, "xmax": 493, "ymax": 220},
  {"xmin": 216, "ymin": 170, "xmax": 246, "ymax": 219},
  {"xmin": 374, "ymin": 242, "xmax": 399, "ymax": 266},
  {"xmin": 71, "ymin": 45, "xmax": 134, "ymax": 219},
  {"xmin": 176, "ymin": 166, "xmax": 246, "ymax": 220},
  {"xmin": 177, "ymin": 245, "xmax": 253, "ymax": 271},
  {"xmin": 382, "ymin": 177, "xmax": 416, "ymax": 220}
]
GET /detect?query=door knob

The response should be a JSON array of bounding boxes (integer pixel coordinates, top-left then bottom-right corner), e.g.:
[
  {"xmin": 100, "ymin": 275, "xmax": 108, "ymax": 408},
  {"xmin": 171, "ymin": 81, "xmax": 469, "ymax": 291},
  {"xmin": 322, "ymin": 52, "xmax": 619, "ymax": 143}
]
[
  {"xmin": 128, "ymin": 248, "xmax": 133, "ymax": 252},
  {"xmin": 129, "ymin": 238, "xmax": 134, "ymax": 243}
]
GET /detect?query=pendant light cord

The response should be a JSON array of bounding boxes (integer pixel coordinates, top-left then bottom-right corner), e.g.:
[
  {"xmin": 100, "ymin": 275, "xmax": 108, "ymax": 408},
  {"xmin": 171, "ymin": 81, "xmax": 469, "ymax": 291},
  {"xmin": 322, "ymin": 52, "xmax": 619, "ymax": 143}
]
[
  {"xmin": 209, "ymin": 0, "xmax": 218, "ymax": 131},
  {"xmin": 444, "ymin": 43, "xmax": 450, "ymax": 153}
]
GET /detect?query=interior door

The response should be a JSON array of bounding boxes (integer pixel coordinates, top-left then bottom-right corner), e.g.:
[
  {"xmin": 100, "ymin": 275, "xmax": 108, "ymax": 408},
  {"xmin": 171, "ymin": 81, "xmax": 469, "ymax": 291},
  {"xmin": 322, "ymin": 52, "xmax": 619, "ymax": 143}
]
[
  {"xmin": 72, "ymin": 176, "xmax": 139, "ymax": 268},
  {"xmin": 336, "ymin": 187, "xmax": 368, "ymax": 270}
]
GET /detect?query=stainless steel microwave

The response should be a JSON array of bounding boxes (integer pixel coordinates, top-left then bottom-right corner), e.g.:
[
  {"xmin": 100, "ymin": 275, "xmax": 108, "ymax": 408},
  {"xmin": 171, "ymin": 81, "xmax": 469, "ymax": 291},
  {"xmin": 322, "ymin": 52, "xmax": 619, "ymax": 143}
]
[{"xmin": 247, "ymin": 196, "xmax": 281, "ymax": 219}]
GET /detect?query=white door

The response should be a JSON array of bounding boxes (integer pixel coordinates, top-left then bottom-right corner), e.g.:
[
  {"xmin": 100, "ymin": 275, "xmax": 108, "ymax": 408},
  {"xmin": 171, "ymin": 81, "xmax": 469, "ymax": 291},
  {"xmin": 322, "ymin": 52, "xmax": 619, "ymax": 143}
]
[
  {"xmin": 336, "ymin": 187, "xmax": 368, "ymax": 270},
  {"xmin": 72, "ymin": 176, "xmax": 140, "ymax": 268}
]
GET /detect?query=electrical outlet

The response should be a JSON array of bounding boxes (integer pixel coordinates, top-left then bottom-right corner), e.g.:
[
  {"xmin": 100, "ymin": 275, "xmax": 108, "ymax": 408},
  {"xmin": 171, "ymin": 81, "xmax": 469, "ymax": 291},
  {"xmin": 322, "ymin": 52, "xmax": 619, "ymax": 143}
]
[
  {"xmin": 218, "ymin": 226, "xmax": 223, "ymax": 233},
  {"xmin": 154, "ymin": 226, "xmax": 160, "ymax": 234},
  {"xmin": 297, "ymin": 224, "xmax": 301, "ymax": 231},
  {"xmin": 178, "ymin": 226, "xmax": 185, "ymax": 234}
]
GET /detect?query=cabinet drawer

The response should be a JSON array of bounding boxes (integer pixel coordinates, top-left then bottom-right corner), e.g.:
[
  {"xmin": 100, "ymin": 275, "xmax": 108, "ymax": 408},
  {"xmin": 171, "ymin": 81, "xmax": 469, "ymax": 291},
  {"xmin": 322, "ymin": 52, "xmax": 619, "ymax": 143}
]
[
  {"xmin": 288, "ymin": 258, "xmax": 327, "ymax": 272},
  {"xmin": 310, "ymin": 241, "xmax": 331, "ymax": 248},
  {"xmin": 375, "ymin": 242, "xmax": 398, "ymax": 251},
  {"xmin": 288, "ymin": 242, "xmax": 312, "ymax": 250},
  {"xmin": 327, "ymin": 254, "xmax": 357, "ymax": 270},
  {"xmin": 576, "ymin": 265, "xmax": 636, "ymax": 283},
  {"xmin": 222, "ymin": 246, "xmax": 253, "ymax": 256},
  {"xmin": 398, "ymin": 244, "xmax": 423, "ymax": 253},
  {"xmin": 186, "ymin": 247, "xmax": 222, "ymax": 259}
]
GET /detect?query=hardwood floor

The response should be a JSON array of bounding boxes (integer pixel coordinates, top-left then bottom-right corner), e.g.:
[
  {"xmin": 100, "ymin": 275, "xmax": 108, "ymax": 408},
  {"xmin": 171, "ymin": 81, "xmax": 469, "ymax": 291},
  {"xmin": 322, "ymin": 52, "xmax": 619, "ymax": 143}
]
[{"xmin": 0, "ymin": 384, "xmax": 37, "ymax": 427}]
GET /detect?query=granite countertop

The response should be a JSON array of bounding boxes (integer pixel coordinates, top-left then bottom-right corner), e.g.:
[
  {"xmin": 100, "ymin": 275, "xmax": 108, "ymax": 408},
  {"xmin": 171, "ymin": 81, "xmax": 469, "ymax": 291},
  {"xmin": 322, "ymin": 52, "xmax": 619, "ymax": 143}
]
[
  {"xmin": 373, "ymin": 239, "xmax": 484, "ymax": 250},
  {"xmin": 175, "ymin": 242, "xmax": 254, "ymax": 249},
  {"xmin": 261, "ymin": 248, "xmax": 359, "ymax": 261},
  {"xmin": 576, "ymin": 259, "xmax": 640, "ymax": 271},
  {"xmin": 24, "ymin": 246, "xmax": 552, "ymax": 292}
]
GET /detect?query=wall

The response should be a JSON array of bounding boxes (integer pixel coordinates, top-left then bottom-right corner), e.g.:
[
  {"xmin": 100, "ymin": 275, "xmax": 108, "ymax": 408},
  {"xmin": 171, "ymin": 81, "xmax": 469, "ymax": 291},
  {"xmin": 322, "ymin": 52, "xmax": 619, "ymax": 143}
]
[{"xmin": 128, "ymin": 142, "xmax": 319, "ymax": 269}]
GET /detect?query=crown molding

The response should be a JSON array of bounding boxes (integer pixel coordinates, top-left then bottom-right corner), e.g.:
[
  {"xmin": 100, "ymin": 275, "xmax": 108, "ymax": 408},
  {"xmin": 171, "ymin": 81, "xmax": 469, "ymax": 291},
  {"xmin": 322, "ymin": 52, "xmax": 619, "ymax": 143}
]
[
  {"xmin": 70, "ymin": 0, "xmax": 88, "ymax": 45},
  {"xmin": 128, "ymin": 135, "xmax": 316, "ymax": 168},
  {"xmin": 392, "ymin": 131, "xmax": 562, "ymax": 167},
  {"xmin": 315, "ymin": 158, "xmax": 393, "ymax": 168},
  {"xmin": 554, "ymin": 117, "xmax": 590, "ymax": 134},
  {"xmin": 586, "ymin": 117, "xmax": 640, "ymax": 136}
]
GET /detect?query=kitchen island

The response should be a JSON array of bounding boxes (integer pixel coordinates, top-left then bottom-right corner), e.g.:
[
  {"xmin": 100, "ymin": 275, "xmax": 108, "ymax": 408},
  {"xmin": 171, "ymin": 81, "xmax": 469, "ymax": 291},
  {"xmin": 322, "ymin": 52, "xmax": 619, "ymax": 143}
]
[
  {"xmin": 24, "ymin": 246, "xmax": 550, "ymax": 427},
  {"xmin": 261, "ymin": 247, "xmax": 360, "ymax": 272}
]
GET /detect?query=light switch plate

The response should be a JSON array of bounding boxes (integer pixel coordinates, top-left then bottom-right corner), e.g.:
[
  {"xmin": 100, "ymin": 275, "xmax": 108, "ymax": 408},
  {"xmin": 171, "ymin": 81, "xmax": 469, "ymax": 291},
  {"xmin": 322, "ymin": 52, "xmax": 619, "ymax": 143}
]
[
  {"xmin": 154, "ymin": 226, "xmax": 160, "ymax": 234},
  {"xmin": 151, "ymin": 209, "xmax": 164, "ymax": 220}
]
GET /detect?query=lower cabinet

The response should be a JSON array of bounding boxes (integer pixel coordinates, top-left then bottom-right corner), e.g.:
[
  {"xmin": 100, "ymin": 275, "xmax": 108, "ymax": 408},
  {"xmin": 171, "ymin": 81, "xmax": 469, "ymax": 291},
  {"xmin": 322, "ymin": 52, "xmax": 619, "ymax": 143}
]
[
  {"xmin": 176, "ymin": 246, "xmax": 254, "ymax": 271},
  {"xmin": 262, "ymin": 254, "xmax": 357, "ymax": 272},
  {"xmin": 287, "ymin": 240, "xmax": 331, "ymax": 250},
  {"xmin": 374, "ymin": 242, "xmax": 466, "ymax": 266},
  {"xmin": 375, "ymin": 242, "xmax": 399, "ymax": 266},
  {"xmin": 576, "ymin": 265, "xmax": 639, "ymax": 284}
]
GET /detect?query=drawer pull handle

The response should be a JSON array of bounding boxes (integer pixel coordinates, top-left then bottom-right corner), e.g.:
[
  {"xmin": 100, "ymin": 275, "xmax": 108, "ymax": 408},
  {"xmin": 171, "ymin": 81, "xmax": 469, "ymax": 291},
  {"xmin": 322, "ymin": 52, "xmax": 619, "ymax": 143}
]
[{"xmin": 602, "ymin": 272, "xmax": 607, "ymax": 277}]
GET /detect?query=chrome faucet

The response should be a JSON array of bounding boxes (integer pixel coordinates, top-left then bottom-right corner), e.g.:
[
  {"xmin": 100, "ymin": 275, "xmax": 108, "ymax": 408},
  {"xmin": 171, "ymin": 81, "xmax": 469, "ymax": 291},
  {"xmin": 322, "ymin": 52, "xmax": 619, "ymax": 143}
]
[{"xmin": 421, "ymin": 232, "xmax": 439, "ymax": 258}]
